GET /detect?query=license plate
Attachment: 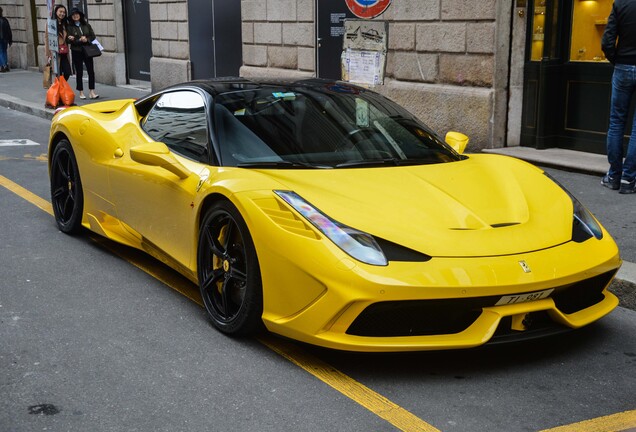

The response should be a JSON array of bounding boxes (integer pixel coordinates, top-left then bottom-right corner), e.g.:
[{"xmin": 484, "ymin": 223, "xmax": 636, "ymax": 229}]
[{"xmin": 495, "ymin": 288, "xmax": 554, "ymax": 306}]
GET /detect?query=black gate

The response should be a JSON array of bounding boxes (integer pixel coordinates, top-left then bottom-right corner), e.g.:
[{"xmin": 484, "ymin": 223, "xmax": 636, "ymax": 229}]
[
  {"xmin": 316, "ymin": 0, "xmax": 354, "ymax": 80},
  {"xmin": 189, "ymin": 0, "xmax": 242, "ymax": 79},
  {"xmin": 123, "ymin": 0, "xmax": 152, "ymax": 81}
]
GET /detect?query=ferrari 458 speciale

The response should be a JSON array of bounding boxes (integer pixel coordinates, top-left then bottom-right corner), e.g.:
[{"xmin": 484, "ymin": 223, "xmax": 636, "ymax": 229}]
[{"xmin": 48, "ymin": 78, "xmax": 621, "ymax": 351}]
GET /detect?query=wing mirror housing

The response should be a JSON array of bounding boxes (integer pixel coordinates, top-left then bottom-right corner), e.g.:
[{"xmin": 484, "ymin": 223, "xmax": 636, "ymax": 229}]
[
  {"xmin": 445, "ymin": 131, "xmax": 469, "ymax": 154},
  {"xmin": 129, "ymin": 142, "xmax": 191, "ymax": 179}
]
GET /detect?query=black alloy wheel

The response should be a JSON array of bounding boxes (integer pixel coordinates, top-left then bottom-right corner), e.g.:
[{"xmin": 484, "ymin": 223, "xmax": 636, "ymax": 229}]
[
  {"xmin": 50, "ymin": 139, "xmax": 84, "ymax": 234},
  {"xmin": 197, "ymin": 201, "xmax": 263, "ymax": 335}
]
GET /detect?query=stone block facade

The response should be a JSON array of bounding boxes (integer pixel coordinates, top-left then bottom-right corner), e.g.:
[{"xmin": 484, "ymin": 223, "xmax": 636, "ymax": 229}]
[
  {"xmin": 242, "ymin": 0, "xmax": 314, "ymax": 73},
  {"xmin": 240, "ymin": 0, "xmax": 503, "ymax": 150},
  {"xmin": 7, "ymin": 0, "xmax": 508, "ymax": 149}
]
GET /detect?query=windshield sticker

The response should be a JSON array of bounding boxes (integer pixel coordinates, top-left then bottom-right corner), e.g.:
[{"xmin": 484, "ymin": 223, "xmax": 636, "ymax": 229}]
[
  {"xmin": 272, "ymin": 92, "xmax": 296, "ymax": 100},
  {"xmin": 355, "ymin": 98, "xmax": 369, "ymax": 127}
]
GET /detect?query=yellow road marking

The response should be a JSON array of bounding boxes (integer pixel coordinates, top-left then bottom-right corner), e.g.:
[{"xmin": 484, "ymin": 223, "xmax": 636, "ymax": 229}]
[
  {"xmin": 2, "ymin": 174, "xmax": 635, "ymax": 432},
  {"xmin": 540, "ymin": 410, "xmax": 636, "ymax": 432},
  {"xmin": 0, "ymin": 174, "xmax": 53, "ymax": 215},
  {"xmin": 259, "ymin": 334, "xmax": 440, "ymax": 431}
]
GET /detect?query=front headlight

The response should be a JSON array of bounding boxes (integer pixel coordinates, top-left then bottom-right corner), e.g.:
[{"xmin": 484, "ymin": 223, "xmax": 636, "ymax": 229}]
[
  {"xmin": 275, "ymin": 191, "xmax": 388, "ymax": 266},
  {"xmin": 544, "ymin": 173, "xmax": 603, "ymax": 241}
]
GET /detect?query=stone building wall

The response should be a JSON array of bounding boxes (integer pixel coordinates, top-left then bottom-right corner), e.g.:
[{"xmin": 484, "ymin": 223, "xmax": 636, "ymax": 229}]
[
  {"xmin": 149, "ymin": 0, "xmax": 190, "ymax": 90},
  {"xmin": 9, "ymin": 0, "xmax": 510, "ymax": 149},
  {"xmin": 242, "ymin": 0, "xmax": 315, "ymax": 74},
  {"xmin": 1, "ymin": 0, "xmax": 32, "ymax": 70},
  {"xmin": 240, "ymin": 0, "xmax": 508, "ymax": 150}
]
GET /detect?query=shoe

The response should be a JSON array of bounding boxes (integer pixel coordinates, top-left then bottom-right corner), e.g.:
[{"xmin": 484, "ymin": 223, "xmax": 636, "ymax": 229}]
[
  {"xmin": 79, "ymin": 93, "xmax": 86, "ymax": 100},
  {"xmin": 0, "ymin": 66, "xmax": 7, "ymax": 73},
  {"xmin": 601, "ymin": 174, "xmax": 620, "ymax": 190},
  {"xmin": 619, "ymin": 178, "xmax": 636, "ymax": 194},
  {"xmin": 89, "ymin": 94, "xmax": 99, "ymax": 99}
]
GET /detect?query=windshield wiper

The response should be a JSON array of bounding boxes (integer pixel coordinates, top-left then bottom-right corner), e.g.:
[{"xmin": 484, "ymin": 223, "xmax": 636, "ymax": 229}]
[
  {"xmin": 236, "ymin": 161, "xmax": 323, "ymax": 169},
  {"xmin": 335, "ymin": 158, "xmax": 402, "ymax": 168},
  {"xmin": 335, "ymin": 157, "xmax": 454, "ymax": 168}
]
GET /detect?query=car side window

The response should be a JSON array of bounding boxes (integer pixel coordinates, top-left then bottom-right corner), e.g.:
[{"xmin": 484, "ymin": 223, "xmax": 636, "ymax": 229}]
[{"xmin": 142, "ymin": 91, "xmax": 209, "ymax": 162}]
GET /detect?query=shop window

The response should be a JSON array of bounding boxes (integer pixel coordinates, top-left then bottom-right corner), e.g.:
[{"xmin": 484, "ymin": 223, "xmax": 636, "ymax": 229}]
[
  {"xmin": 530, "ymin": 0, "xmax": 546, "ymax": 61},
  {"xmin": 570, "ymin": 0, "xmax": 612, "ymax": 62}
]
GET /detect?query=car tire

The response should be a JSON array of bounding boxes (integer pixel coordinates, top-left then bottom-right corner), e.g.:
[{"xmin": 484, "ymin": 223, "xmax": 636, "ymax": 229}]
[
  {"xmin": 50, "ymin": 139, "xmax": 84, "ymax": 234},
  {"xmin": 197, "ymin": 200, "xmax": 263, "ymax": 336}
]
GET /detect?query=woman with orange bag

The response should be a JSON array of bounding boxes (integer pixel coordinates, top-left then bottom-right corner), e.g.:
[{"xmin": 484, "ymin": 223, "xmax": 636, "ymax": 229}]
[{"xmin": 44, "ymin": 4, "xmax": 71, "ymax": 81}]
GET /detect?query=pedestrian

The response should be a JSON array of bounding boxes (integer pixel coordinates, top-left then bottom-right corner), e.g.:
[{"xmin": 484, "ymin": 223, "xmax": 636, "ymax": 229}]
[
  {"xmin": 66, "ymin": 8, "xmax": 98, "ymax": 100},
  {"xmin": 0, "ymin": 6, "xmax": 12, "ymax": 73},
  {"xmin": 45, "ymin": 5, "xmax": 72, "ymax": 81},
  {"xmin": 601, "ymin": 0, "xmax": 636, "ymax": 194}
]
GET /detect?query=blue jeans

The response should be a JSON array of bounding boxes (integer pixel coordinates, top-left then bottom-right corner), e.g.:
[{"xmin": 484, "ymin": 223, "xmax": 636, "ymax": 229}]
[
  {"xmin": 607, "ymin": 64, "xmax": 636, "ymax": 183},
  {"xmin": 0, "ymin": 40, "xmax": 7, "ymax": 66}
]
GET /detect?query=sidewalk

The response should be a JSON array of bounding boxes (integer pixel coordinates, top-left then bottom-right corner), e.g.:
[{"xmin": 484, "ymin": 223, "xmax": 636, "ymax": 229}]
[
  {"xmin": 0, "ymin": 68, "xmax": 634, "ymax": 305},
  {"xmin": 0, "ymin": 68, "xmax": 150, "ymax": 121}
]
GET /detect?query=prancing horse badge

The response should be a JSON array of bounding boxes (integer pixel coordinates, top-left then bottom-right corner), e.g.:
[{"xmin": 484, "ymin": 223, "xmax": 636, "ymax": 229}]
[{"xmin": 519, "ymin": 260, "xmax": 531, "ymax": 273}]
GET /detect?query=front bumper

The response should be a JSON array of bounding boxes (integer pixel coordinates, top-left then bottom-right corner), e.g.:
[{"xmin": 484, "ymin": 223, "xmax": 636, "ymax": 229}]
[{"xmin": 261, "ymin": 239, "xmax": 621, "ymax": 352}]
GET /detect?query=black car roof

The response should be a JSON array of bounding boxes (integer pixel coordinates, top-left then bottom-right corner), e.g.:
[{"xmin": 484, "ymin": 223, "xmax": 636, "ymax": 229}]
[{"xmin": 160, "ymin": 77, "xmax": 364, "ymax": 97}]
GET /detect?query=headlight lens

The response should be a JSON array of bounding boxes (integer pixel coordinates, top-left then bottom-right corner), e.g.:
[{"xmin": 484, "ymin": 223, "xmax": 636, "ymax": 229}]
[
  {"xmin": 275, "ymin": 191, "xmax": 388, "ymax": 266},
  {"xmin": 544, "ymin": 173, "xmax": 603, "ymax": 240}
]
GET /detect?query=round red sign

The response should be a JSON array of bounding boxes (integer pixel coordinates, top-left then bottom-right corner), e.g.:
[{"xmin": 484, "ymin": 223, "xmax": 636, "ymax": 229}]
[{"xmin": 345, "ymin": 0, "xmax": 392, "ymax": 19}]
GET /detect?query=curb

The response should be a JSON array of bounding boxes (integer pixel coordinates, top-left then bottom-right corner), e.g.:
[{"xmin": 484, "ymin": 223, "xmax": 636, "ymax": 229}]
[{"xmin": 0, "ymin": 92, "xmax": 54, "ymax": 121}]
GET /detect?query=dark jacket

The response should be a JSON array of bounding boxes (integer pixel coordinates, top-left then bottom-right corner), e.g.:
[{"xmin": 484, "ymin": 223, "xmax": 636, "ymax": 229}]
[
  {"xmin": 0, "ymin": 16, "xmax": 12, "ymax": 44},
  {"xmin": 66, "ymin": 9, "xmax": 95, "ymax": 52},
  {"xmin": 602, "ymin": 0, "xmax": 636, "ymax": 65}
]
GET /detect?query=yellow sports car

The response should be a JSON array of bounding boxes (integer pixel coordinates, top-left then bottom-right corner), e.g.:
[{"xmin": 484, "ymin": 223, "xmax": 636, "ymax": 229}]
[{"xmin": 48, "ymin": 78, "xmax": 621, "ymax": 352}]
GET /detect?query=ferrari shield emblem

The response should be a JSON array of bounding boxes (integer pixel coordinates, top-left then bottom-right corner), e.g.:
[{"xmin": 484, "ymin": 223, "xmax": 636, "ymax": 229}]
[{"xmin": 519, "ymin": 260, "xmax": 531, "ymax": 273}]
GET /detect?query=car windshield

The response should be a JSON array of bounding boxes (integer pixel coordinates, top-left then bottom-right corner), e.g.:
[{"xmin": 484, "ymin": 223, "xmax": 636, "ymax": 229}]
[{"xmin": 213, "ymin": 84, "xmax": 463, "ymax": 168}]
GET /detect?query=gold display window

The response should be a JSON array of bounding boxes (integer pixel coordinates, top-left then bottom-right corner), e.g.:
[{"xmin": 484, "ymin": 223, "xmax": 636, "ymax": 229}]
[
  {"xmin": 530, "ymin": 0, "xmax": 546, "ymax": 61},
  {"xmin": 570, "ymin": 0, "xmax": 612, "ymax": 62}
]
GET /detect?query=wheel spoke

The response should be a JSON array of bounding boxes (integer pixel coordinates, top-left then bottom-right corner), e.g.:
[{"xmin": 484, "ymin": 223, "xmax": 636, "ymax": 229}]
[
  {"xmin": 51, "ymin": 185, "xmax": 67, "ymax": 200},
  {"xmin": 220, "ymin": 278, "xmax": 231, "ymax": 317},
  {"xmin": 201, "ymin": 267, "xmax": 224, "ymax": 295},
  {"xmin": 55, "ymin": 156, "xmax": 68, "ymax": 179},
  {"xmin": 204, "ymin": 224, "xmax": 226, "ymax": 258},
  {"xmin": 223, "ymin": 220, "xmax": 236, "ymax": 250},
  {"xmin": 229, "ymin": 266, "xmax": 247, "ymax": 283}
]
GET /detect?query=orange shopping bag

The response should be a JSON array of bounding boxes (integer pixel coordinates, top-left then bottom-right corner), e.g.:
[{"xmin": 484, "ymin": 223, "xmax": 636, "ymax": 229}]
[
  {"xmin": 45, "ymin": 77, "xmax": 60, "ymax": 108},
  {"xmin": 58, "ymin": 76, "xmax": 75, "ymax": 106}
]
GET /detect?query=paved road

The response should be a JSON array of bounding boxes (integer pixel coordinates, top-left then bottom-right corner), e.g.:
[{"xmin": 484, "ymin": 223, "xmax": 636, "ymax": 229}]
[{"xmin": 1, "ymin": 108, "xmax": 635, "ymax": 432}]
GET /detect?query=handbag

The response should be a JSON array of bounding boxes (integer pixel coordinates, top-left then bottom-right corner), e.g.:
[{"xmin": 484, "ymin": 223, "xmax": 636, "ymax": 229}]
[
  {"xmin": 82, "ymin": 43, "xmax": 102, "ymax": 58},
  {"xmin": 42, "ymin": 63, "xmax": 52, "ymax": 89},
  {"xmin": 59, "ymin": 44, "xmax": 69, "ymax": 55}
]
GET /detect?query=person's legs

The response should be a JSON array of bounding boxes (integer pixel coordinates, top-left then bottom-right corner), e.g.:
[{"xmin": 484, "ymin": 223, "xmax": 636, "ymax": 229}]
[
  {"xmin": 0, "ymin": 40, "xmax": 8, "ymax": 70},
  {"xmin": 606, "ymin": 65, "xmax": 636, "ymax": 180},
  {"xmin": 84, "ymin": 56, "xmax": 97, "ymax": 97},
  {"xmin": 621, "ymin": 106, "xmax": 636, "ymax": 193},
  {"xmin": 60, "ymin": 54, "xmax": 72, "ymax": 82},
  {"xmin": 72, "ymin": 51, "xmax": 85, "ymax": 96}
]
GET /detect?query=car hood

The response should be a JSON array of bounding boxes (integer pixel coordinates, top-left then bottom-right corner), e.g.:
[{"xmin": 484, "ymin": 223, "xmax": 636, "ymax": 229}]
[{"xmin": 256, "ymin": 154, "xmax": 575, "ymax": 257}]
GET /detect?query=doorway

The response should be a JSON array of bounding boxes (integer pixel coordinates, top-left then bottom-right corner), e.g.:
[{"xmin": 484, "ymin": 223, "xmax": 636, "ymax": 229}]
[
  {"xmin": 519, "ymin": 0, "xmax": 627, "ymax": 154},
  {"xmin": 188, "ymin": 0, "xmax": 242, "ymax": 79},
  {"xmin": 123, "ymin": 0, "xmax": 152, "ymax": 81},
  {"xmin": 316, "ymin": 0, "xmax": 355, "ymax": 80}
]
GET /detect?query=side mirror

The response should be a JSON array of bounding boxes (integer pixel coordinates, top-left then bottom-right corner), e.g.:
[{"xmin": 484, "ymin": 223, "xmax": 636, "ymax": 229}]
[
  {"xmin": 445, "ymin": 131, "xmax": 470, "ymax": 154},
  {"xmin": 130, "ymin": 142, "xmax": 191, "ymax": 179}
]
